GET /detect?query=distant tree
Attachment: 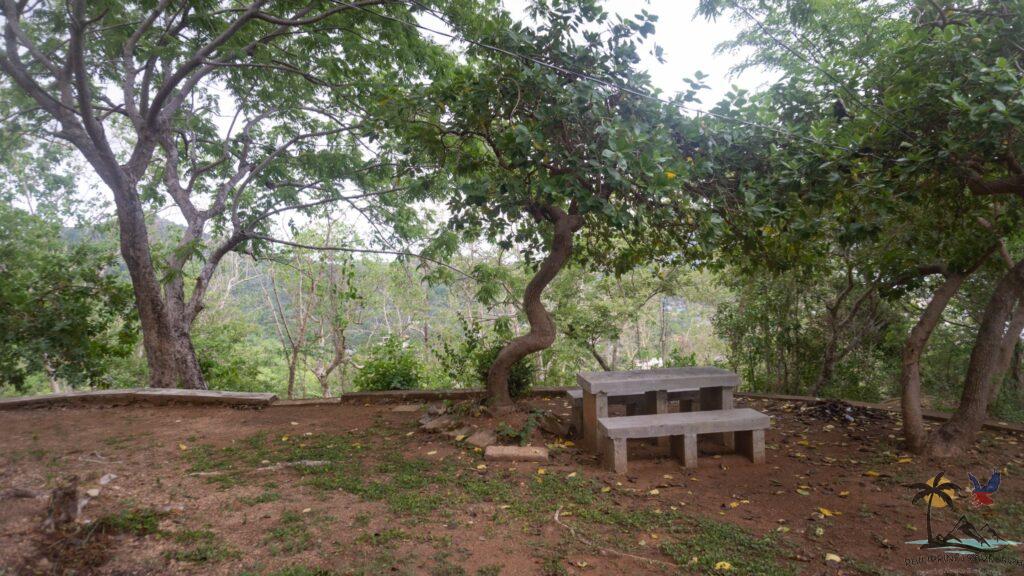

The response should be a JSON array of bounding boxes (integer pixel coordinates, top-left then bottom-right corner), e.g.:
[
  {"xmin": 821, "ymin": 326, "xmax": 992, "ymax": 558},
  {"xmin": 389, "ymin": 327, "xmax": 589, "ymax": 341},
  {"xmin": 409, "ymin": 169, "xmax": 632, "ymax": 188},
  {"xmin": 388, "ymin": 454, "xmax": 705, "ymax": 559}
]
[{"xmin": 0, "ymin": 204, "xmax": 136, "ymax": 391}]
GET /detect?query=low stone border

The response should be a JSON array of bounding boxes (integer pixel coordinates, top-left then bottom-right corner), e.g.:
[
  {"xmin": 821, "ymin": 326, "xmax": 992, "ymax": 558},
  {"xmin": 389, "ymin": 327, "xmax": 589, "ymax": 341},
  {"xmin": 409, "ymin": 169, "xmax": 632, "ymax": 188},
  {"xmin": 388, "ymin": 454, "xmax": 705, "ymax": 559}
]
[
  {"xmin": 0, "ymin": 388, "xmax": 276, "ymax": 410},
  {"xmin": 2, "ymin": 386, "xmax": 1021, "ymax": 435}
]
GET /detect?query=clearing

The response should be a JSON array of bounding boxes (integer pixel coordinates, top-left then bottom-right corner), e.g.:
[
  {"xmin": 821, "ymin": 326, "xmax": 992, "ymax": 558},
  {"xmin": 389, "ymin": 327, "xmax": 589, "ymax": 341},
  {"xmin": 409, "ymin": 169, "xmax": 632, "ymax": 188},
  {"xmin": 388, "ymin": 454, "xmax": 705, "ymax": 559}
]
[{"xmin": 1, "ymin": 397, "xmax": 1022, "ymax": 575}]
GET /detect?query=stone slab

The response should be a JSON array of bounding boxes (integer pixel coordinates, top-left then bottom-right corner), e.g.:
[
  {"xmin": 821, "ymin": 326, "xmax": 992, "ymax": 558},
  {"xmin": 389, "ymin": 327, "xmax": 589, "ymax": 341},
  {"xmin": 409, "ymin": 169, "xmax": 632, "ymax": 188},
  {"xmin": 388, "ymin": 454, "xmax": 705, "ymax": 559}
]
[
  {"xmin": 598, "ymin": 408, "xmax": 769, "ymax": 439},
  {"xmin": 465, "ymin": 429, "xmax": 497, "ymax": 448},
  {"xmin": 484, "ymin": 445, "xmax": 548, "ymax": 462}
]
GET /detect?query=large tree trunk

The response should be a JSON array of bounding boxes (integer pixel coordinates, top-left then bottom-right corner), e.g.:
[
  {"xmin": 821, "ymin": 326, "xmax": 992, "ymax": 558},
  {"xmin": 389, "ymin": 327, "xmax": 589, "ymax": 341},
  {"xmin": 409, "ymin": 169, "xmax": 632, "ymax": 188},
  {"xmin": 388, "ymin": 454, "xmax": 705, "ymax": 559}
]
[
  {"xmin": 112, "ymin": 185, "xmax": 196, "ymax": 389},
  {"xmin": 928, "ymin": 258, "xmax": 1024, "ymax": 457},
  {"xmin": 901, "ymin": 272, "xmax": 967, "ymax": 453},
  {"xmin": 486, "ymin": 208, "xmax": 582, "ymax": 409}
]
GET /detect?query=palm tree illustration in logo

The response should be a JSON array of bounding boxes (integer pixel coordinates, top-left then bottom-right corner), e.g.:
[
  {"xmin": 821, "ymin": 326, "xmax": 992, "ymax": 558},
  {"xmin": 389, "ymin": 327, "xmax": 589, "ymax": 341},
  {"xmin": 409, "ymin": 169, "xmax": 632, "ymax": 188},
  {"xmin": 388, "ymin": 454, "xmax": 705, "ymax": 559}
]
[
  {"xmin": 904, "ymin": 471, "xmax": 1015, "ymax": 553},
  {"xmin": 905, "ymin": 471, "xmax": 961, "ymax": 545}
]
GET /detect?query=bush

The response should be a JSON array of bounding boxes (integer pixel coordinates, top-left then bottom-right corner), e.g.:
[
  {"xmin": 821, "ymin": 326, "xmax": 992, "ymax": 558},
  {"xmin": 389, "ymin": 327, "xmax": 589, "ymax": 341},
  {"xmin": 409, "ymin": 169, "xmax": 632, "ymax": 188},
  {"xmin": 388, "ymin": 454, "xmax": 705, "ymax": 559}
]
[{"xmin": 353, "ymin": 338, "xmax": 422, "ymax": 391}]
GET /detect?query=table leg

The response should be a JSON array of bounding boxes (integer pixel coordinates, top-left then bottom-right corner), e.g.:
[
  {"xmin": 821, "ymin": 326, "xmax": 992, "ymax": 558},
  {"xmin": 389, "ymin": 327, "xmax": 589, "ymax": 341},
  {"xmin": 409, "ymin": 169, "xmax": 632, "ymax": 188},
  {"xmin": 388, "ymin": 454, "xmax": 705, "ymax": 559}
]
[
  {"xmin": 582, "ymin": 391, "xmax": 608, "ymax": 453},
  {"xmin": 700, "ymin": 386, "xmax": 735, "ymax": 449},
  {"xmin": 644, "ymin": 390, "xmax": 669, "ymax": 450}
]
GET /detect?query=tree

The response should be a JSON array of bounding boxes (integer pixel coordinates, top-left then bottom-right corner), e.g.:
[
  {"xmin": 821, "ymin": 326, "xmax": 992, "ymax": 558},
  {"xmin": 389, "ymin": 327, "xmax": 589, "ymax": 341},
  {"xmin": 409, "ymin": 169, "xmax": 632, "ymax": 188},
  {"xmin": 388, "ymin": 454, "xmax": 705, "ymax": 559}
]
[
  {"xmin": 413, "ymin": 1, "xmax": 705, "ymax": 408},
  {"xmin": 0, "ymin": 203, "xmax": 136, "ymax": 391},
  {"xmin": 262, "ymin": 221, "xmax": 359, "ymax": 399},
  {"xmin": 699, "ymin": 0, "xmax": 1024, "ymax": 455},
  {"xmin": 1, "ymin": 0, "xmax": 461, "ymax": 389}
]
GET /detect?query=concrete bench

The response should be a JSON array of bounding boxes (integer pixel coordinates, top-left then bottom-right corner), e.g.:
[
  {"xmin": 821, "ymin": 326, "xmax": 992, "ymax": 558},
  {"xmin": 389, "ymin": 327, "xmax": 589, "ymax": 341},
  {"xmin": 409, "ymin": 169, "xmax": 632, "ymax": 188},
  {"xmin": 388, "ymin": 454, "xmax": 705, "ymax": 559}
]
[
  {"xmin": 566, "ymin": 388, "xmax": 697, "ymax": 436},
  {"xmin": 597, "ymin": 408, "xmax": 770, "ymax": 474}
]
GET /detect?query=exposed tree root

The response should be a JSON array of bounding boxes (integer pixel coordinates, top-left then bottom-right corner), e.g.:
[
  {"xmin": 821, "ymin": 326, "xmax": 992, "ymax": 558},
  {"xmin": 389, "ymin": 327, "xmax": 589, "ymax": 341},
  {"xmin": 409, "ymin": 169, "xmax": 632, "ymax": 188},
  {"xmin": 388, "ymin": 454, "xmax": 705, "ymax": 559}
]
[{"xmin": 187, "ymin": 460, "xmax": 330, "ymax": 477}]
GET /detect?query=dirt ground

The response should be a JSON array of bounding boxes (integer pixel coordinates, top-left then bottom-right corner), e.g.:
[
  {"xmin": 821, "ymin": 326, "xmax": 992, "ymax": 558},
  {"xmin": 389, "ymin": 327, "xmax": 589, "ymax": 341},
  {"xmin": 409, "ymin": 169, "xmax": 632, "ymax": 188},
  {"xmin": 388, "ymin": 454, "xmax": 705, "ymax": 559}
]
[{"xmin": 1, "ymin": 396, "xmax": 1022, "ymax": 576}]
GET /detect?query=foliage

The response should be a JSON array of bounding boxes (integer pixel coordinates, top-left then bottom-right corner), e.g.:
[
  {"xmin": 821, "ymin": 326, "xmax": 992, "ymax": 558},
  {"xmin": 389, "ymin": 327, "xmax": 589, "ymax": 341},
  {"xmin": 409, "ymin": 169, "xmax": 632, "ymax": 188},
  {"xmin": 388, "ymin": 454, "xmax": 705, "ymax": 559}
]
[
  {"xmin": 353, "ymin": 338, "xmax": 423, "ymax": 392},
  {"xmin": 191, "ymin": 317, "xmax": 277, "ymax": 393},
  {"xmin": 436, "ymin": 314, "xmax": 536, "ymax": 395},
  {"xmin": 0, "ymin": 204, "xmax": 137, "ymax": 391}
]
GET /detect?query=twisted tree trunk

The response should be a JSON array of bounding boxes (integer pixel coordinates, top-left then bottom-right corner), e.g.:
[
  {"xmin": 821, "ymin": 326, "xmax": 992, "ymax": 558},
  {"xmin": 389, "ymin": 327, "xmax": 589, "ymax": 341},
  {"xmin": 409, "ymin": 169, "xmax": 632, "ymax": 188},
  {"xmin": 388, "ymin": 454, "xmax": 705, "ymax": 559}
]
[{"xmin": 486, "ymin": 206, "xmax": 582, "ymax": 409}]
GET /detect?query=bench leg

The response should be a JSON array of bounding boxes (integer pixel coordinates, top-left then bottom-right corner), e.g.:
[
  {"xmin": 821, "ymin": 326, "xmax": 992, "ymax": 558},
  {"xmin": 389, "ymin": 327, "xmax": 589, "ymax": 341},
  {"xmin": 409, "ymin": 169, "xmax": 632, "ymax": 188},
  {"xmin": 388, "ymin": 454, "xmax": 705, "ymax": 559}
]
[
  {"xmin": 678, "ymin": 399, "xmax": 694, "ymax": 412},
  {"xmin": 735, "ymin": 429, "xmax": 765, "ymax": 464},
  {"xmin": 671, "ymin": 434, "xmax": 698, "ymax": 468},
  {"xmin": 604, "ymin": 437, "xmax": 628, "ymax": 474}
]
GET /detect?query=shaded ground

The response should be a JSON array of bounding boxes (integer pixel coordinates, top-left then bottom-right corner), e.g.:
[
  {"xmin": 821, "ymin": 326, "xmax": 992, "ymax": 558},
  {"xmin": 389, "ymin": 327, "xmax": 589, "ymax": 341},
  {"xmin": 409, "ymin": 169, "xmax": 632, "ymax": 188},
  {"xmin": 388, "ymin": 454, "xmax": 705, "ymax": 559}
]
[{"xmin": 1, "ymin": 396, "xmax": 1022, "ymax": 576}]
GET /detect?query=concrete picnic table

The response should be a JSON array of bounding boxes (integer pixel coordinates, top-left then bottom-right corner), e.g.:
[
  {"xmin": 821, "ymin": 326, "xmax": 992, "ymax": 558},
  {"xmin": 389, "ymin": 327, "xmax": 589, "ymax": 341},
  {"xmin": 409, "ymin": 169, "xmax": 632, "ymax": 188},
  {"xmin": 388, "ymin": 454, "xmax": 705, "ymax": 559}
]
[{"xmin": 577, "ymin": 367, "xmax": 740, "ymax": 453}]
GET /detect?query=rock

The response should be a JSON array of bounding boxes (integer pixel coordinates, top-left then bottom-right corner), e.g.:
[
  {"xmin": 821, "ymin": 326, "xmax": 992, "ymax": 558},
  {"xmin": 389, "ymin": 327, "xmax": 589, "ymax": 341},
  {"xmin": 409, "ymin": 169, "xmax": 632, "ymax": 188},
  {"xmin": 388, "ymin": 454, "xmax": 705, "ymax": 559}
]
[
  {"xmin": 466, "ymin": 429, "xmax": 497, "ymax": 449},
  {"xmin": 85, "ymin": 488, "xmax": 100, "ymax": 498},
  {"xmin": 484, "ymin": 445, "xmax": 548, "ymax": 463},
  {"xmin": 537, "ymin": 411, "xmax": 572, "ymax": 438},
  {"xmin": 444, "ymin": 426, "xmax": 473, "ymax": 440},
  {"xmin": 420, "ymin": 415, "xmax": 458, "ymax": 432},
  {"xmin": 391, "ymin": 404, "xmax": 421, "ymax": 413},
  {"xmin": 427, "ymin": 402, "xmax": 447, "ymax": 417},
  {"xmin": 99, "ymin": 473, "xmax": 117, "ymax": 485}
]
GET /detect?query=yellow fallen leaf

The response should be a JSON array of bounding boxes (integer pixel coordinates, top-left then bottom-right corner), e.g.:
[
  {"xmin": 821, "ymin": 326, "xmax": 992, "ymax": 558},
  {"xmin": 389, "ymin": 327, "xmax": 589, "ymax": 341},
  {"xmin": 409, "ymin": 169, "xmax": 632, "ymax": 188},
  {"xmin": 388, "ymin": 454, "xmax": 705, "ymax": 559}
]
[
  {"xmin": 178, "ymin": 443, "xmax": 188, "ymax": 451},
  {"xmin": 796, "ymin": 489, "xmax": 810, "ymax": 496},
  {"xmin": 838, "ymin": 490, "xmax": 850, "ymax": 497},
  {"xmin": 818, "ymin": 507, "xmax": 834, "ymax": 517},
  {"xmin": 863, "ymin": 470, "xmax": 880, "ymax": 477},
  {"xmin": 665, "ymin": 171, "xmax": 677, "ymax": 180},
  {"xmin": 280, "ymin": 435, "xmax": 289, "ymax": 442},
  {"xmin": 301, "ymin": 507, "xmax": 311, "ymax": 513},
  {"xmin": 455, "ymin": 435, "xmax": 466, "ymax": 442},
  {"xmin": 566, "ymin": 472, "xmax": 577, "ymax": 478},
  {"xmin": 825, "ymin": 553, "xmax": 842, "ymax": 563},
  {"xmin": 601, "ymin": 486, "xmax": 611, "ymax": 493},
  {"xmin": 649, "ymin": 489, "xmax": 660, "ymax": 495},
  {"xmin": 476, "ymin": 464, "xmax": 487, "ymax": 470},
  {"xmin": 728, "ymin": 501, "xmax": 740, "ymax": 508},
  {"xmin": 563, "ymin": 440, "xmax": 574, "ymax": 447},
  {"xmin": 427, "ymin": 450, "xmax": 438, "ymax": 455},
  {"xmin": 897, "ymin": 457, "xmax": 913, "ymax": 464},
  {"xmin": 714, "ymin": 561, "xmax": 732, "ymax": 571},
  {"xmin": 537, "ymin": 468, "xmax": 546, "ymax": 475}
]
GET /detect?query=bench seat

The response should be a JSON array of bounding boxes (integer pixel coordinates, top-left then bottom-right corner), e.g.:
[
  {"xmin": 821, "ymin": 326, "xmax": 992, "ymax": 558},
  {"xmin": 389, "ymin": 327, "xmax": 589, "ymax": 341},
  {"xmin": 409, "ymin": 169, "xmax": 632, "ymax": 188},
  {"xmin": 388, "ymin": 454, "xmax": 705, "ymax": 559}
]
[{"xmin": 597, "ymin": 408, "xmax": 770, "ymax": 473}]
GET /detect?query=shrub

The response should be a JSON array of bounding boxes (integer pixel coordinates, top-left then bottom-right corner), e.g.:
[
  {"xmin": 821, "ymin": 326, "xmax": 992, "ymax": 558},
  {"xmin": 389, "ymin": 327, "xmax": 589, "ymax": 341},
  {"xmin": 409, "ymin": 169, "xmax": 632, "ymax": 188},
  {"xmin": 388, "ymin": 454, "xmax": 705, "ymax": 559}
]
[{"xmin": 353, "ymin": 338, "xmax": 422, "ymax": 391}]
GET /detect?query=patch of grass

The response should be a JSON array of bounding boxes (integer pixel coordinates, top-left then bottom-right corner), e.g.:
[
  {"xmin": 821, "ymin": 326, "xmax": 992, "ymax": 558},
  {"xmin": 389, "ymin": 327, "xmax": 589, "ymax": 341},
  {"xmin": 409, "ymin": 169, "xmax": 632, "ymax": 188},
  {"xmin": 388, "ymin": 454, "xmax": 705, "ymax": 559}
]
[
  {"xmin": 352, "ymin": 512, "xmax": 371, "ymax": 528},
  {"xmin": 94, "ymin": 507, "xmax": 165, "ymax": 536},
  {"xmin": 475, "ymin": 565, "xmax": 502, "ymax": 576},
  {"xmin": 167, "ymin": 529, "xmax": 238, "ymax": 563},
  {"xmin": 355, "ymin": 528, "xmax": 407, "ymax": 547},
  {"xmin": 239, "ymin": 490, "xmax": 281, "ymax": 506},
  {"xmin": 265, "ymin": 511, "xmax": 314, "ymax": 555},
  {"xmin": 660, "ymin": 516, "xmax": 795, "ymax": 576},
  {"xmin": 429, "ymin": 551, "xmax": 467, "ymax": 576}
]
